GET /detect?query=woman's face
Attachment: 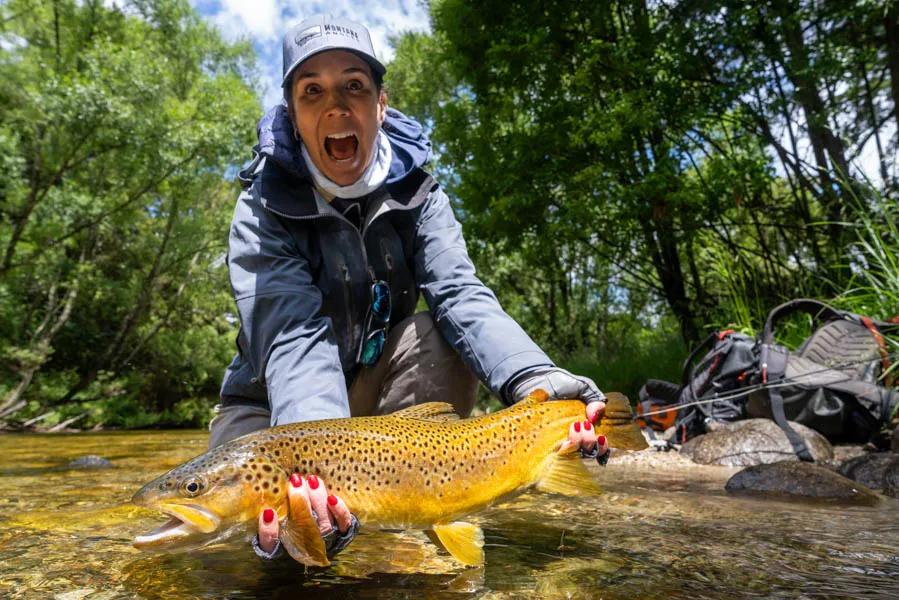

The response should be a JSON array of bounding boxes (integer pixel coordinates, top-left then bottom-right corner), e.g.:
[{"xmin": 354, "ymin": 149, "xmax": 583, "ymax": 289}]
[{"xmin": 289, "ymin": 50, "xmax": 387, "ymax": 186}]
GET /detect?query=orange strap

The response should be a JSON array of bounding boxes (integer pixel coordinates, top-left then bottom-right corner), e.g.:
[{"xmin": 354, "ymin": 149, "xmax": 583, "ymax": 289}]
[{"xmin": 861, "ymin": 316, "xmax": 894, "ymax": 386}]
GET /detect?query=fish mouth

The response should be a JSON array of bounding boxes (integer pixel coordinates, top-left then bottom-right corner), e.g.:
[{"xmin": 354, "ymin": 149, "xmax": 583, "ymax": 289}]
[{"xmin": 133, "ymin": 503, "xmax": 221, "ymax": 549}]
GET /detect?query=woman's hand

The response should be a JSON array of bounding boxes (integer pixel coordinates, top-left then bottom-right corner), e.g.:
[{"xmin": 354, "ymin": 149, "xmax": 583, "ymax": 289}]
[
  {"xmin": 568, "ymin": 400, "xmax": 611, "ymax": 459},
  {"xmin": 255, "ymin": 473, "xmax": 356, "ymax": 559}
]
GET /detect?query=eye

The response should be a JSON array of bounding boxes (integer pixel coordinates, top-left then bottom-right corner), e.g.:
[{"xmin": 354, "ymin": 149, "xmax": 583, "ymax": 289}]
[
  {"xmin": 347, "ymin": 79, "xmax": 364, "ymax": 91},
  {"xmin": 304, "ymin": 83, "xmax": 322, "ymax": 95},
  {"xmin": 182, "ymin": 478, "xmax": 204, "ymax": 497}
]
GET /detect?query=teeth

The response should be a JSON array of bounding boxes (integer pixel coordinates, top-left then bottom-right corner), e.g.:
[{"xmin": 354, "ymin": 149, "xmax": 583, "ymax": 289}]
[{"xmin": 326, "ymin": 132, "xmax": 356, "ymax": 140}]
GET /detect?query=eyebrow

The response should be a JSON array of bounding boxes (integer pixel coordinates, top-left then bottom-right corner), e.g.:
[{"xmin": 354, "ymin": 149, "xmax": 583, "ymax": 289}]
[{"xmin": 295, "ymin": 67, "xmax": 371, "ymax": 81}]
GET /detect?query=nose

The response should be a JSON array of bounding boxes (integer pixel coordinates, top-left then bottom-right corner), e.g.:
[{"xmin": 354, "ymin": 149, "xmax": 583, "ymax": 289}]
[{"xmin": 324, "ymin": 89, "xmax": 351, "ymax": 119}]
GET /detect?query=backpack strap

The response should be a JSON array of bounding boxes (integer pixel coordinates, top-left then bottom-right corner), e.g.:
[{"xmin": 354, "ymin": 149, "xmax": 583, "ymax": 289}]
[
  {"xmin": 859, "ymin": 316, "xmax": 895, "ymax": 387},
  {"xmin": 681, "ymin": 331, "xmax": 732, "ymax": 386},
  {"xmin": 762, "ymin": 298, "xmax": 846, "ymax": 345},
  {"xmin": 760, "ymin": 343, "xmax": 815, "ymax": 462}
]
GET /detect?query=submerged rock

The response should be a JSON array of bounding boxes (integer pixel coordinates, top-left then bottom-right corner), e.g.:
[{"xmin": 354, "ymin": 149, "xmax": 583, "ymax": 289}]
[
  {"xmin": 680, "ymin": 419, "xmax": 833, "ymax": 467},
  {"xmin": 67, "ymin": 455, "xmax": 113, "ymax": 469},
  {"xmin": 838, "ymin": 454, "xmax": 899, "ymax": 490},
  {"xmin": 885, "ymin": 462, "xmax": 899, "ymax": 499},
  {"xmin": 725, "ymin": 461, "xmax": 880, "ymax": 505}
]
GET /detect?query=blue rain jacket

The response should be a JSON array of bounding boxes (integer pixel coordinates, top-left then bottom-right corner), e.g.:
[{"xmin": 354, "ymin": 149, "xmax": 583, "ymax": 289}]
[{"xmin": 220, "ymin": 104, "xmax": 553, "ymax": 425}]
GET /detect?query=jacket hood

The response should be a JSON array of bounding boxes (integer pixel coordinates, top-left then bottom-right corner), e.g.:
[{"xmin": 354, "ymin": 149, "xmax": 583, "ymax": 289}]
[{"xmin": 255, "ymin": 103, "xmax": 431, "ymax": 185}]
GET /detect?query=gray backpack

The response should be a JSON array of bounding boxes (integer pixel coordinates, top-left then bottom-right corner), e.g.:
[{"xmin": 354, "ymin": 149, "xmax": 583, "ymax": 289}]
[{"xmin": 646, "ymin": 299, "xmax": 899, "ymax": 461}]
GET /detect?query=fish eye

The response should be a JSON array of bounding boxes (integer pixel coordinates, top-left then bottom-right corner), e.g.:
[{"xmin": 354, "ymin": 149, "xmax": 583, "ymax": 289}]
[{"xmin": 182, "ymin": 478, "xmax": 204, "ymax": 497}]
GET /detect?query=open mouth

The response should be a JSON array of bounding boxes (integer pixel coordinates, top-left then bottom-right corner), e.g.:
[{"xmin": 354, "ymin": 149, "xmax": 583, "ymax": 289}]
[
  {"xmin": 133, "ymin": 504, "xmax": 220, "ymax": 549},
  {"xmin": 324, "ymin": 131, "xmax": 358, "ymax": 162}
]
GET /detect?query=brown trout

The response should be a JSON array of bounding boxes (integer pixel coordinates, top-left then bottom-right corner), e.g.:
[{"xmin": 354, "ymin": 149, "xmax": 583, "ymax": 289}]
[{"xmin": 132, "ymin": 390, "xmax": 647, "ymax": 567}]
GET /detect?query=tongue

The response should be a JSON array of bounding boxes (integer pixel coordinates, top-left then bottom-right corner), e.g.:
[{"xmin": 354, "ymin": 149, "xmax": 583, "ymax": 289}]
[{"xmin": 327, "ymin": 136, "xmax": 357, "ymax": 161}]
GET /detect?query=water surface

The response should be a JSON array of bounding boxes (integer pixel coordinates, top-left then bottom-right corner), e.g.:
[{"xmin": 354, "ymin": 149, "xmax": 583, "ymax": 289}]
[{"xmin": 0, "ymin": 431, "xmax": 896, "ymax": 599}]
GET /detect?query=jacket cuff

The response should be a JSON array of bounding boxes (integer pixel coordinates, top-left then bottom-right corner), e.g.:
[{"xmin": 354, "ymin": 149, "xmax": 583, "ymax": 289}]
[
  {"xmin": 252, "ymin": 535, "xmax": 284, "ymax": 560},
  {"xmin": 491, "ymin": 352, "xmax": 555, "ymax": 404}
]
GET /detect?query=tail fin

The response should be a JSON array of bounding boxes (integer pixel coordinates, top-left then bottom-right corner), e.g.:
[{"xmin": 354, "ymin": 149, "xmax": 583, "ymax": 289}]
[{"xmin": 598, "ymin": 393, "xmax": 649, "ymax": 450}]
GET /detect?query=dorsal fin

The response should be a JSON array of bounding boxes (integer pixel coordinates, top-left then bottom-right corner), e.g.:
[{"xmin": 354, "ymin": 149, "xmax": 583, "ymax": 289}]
[
  {"xmin": 393, "ymin": 402, "xmax": 460, "ymax": 421},
  {"xmin": 519, "ymin": 388, "xmax": 550, "ymax": 405}
]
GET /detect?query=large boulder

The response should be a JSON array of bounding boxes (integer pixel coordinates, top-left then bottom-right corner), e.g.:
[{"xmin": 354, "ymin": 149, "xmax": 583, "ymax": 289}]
[
  {"xmin": 725, "ymin": 461, "xmax": 880, "ymax": 505},
  {"xmin": 680, "ymin": 419, "xmax": 833, "ymax": 467},
  {"xmin": 838, "ymin": 454, "xmax": 899, "ymax": 490}
]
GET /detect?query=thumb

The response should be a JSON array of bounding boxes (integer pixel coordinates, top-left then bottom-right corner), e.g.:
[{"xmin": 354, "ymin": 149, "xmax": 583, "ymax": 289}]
[{"xmin": 257, "ymin": 507, "xmax": 280, "ymax": 553}]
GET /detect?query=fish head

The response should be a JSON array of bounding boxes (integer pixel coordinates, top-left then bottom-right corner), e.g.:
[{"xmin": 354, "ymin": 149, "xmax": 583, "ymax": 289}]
[{"xmin": 132, "ymin": 443, "xmax": 287, "ymax": 549}]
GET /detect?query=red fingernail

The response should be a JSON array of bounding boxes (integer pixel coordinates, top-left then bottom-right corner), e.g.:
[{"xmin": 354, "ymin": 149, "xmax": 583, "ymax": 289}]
[
  {"xmin": 327, "ymin": 494, "xmax": 338, "ymax": 506},
  {"xmin": 290, "ymin": 473, "xmax": 303, "ymax": 488},
  {"xmin": 584, "ymin": 420, "xmax": 592, "ymax": 430},
  {"xmin": 597, "ymin": 435, "xmax": 607, "ymax": 446},
  {"xmin": 574, "ymin": 421, "xmax": 581, "ymax": 432},
  {"xmin": 263, "ymin": 508, "xmax": 275, "ymax": 524},
  {"xmin": 306, "ymin": 475, "xmax": 319, "ymax": 490}
]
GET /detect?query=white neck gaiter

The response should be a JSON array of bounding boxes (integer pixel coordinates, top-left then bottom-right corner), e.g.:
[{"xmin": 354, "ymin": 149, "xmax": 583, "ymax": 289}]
[{"xmin": 301, "ymin": 130, "xmax": 393, "ymax": 200}]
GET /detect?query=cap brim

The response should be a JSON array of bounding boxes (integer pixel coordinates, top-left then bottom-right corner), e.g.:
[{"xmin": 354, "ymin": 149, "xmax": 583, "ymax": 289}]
[{"xmin": 281, "ymin": 48, "xmax": 386, "ymax": 88}]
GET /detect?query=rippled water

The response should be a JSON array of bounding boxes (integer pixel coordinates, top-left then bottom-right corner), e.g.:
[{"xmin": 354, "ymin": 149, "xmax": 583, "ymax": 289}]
[{"xmin": 0, "ymin": 431, "xmax": 896, "ymax": 599}]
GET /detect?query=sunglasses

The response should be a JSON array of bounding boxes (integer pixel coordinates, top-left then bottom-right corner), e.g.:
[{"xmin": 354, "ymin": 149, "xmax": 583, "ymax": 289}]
[{"xmin": 358, "ymin": 280, "xmax": 391, "ymax": 367}]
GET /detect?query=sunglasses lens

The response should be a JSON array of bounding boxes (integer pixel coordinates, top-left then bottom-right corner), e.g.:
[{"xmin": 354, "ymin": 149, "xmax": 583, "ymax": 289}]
[
  {"xmin": 360, "ymin": 330, "xmax": 386, "ymax": 366},
  {"xmin": 371, "ymin": 282, "xmax": 391, "ymax": 322}
]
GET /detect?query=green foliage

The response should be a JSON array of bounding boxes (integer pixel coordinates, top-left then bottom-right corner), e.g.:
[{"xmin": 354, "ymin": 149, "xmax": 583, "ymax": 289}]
[
  {"xmin": 388, "ymin": 0, "xmax": 899, "ymax": 385},
  {"xmin": 0, "ymin": 0, "xmax": 259, "ymax": 426}
]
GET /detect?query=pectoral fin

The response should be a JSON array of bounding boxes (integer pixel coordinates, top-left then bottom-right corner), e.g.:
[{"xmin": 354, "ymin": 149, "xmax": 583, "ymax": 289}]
[
  {"xmin": 535, "ymin": 454, "xmax": 602, "ymax": 497},
  {"xmin": 279, "ymin": 493, "xmax": 330, "ymax": 567},
  {"xmin": 427, "ymin": 522, "xmax": 485, "ymax": 567}
]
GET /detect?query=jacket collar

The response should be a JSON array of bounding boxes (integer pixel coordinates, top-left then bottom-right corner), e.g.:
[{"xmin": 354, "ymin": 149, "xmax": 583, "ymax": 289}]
[{"xmin": 243, "ymin": 103, "xmax": 432, "ymax": 219}]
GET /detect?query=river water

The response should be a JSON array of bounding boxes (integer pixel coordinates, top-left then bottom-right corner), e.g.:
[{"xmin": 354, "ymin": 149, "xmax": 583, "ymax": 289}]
[{"xmin": 0, "ymin": 431, "xmax": 896, "ymax": 599}]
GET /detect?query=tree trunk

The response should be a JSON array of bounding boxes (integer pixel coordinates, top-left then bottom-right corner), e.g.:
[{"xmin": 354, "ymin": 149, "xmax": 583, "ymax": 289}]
[
  {"xmin": 0, "ymin": 263, "xmax": 82, "ymax": 416},
  {"xmin": 883, "ymin": 3, "xmax": 899, "ymax": 131}
]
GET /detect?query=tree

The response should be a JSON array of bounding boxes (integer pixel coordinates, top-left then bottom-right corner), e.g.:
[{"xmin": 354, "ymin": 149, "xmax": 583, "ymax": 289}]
[{"xmin": 0, "ymin": 0, "xmax": 259, "ymax": 424}]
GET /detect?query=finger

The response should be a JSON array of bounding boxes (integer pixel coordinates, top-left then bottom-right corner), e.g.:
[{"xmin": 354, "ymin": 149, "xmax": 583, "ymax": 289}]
[
  {"xmin": 585, "ymin": 401, "xmax": 605, "ymax": 424},
  {"xmin": 305, "ymin": 474, "xmax": 333, "ymax": 535},
  {"xmin": 288, "ymin": 472, "xmax": 312, "ymax": 513},
  {"xmin": 326, "ymin": 494, "xmax": 353, "ymax": 534},
  {"xmin": 579, "ymin": 419, "xmax": 597, "ymax": 450},
  {"xmin": 596, "ymin": 434, "xmax": 610, "ymax": 456},
  {"xmin": 568, "ymin": 420, "xmax": 588, "ymax": 448},
  {"xmin": 257, "ymin": 507, "xmax": 279, "ymax": 553}
]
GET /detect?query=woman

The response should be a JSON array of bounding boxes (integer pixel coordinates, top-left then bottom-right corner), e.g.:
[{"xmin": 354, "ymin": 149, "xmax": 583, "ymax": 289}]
[{"xmin": 215, "ymin": 16, "xmax": 610, "ymax": 560}]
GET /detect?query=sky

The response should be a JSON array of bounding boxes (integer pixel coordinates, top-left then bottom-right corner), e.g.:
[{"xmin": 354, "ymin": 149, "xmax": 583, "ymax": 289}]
[{"xmin": 190, "ymin": 0, "xmax": 431, "ymax": 108}]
